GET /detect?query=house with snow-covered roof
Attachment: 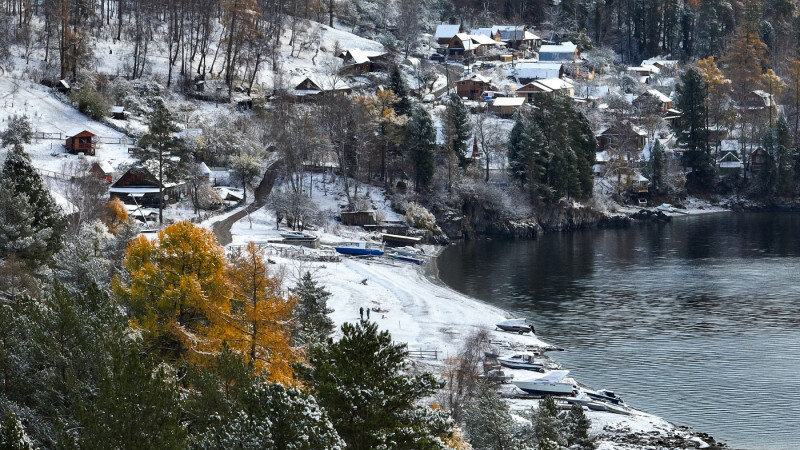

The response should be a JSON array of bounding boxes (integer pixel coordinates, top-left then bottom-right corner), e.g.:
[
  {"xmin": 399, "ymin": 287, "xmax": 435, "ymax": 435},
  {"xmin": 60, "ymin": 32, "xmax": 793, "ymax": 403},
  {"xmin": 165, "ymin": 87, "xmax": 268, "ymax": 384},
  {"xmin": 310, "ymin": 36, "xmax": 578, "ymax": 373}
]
[
  {"xmin": 456, "ymin": 73, "xmax": 497, "ymax": 100},
  {"xmin": 538, "ymin": 42, "xmax": 579, "ymax": 62},
  {"xmin": 490, "ymin": 96, "xmax": 526, "ymax": 117},
  {"xmin": 446, "ymin": 33, "xmax": 503, "ymax": 57},
  {"xmin": 516, "ymin": 77, "xmax": 574, "ymax": 101},
  {"xmin": 634, "ymin": 89, "xmax": 673, "ymax": 113},
  {"xmin": 511, "ymin": 62, "xmax": 564, "ymax": 83},
  {"xmin": 110, "ymin": 167, "xmax": 186, "ymax": 208},
  {"xmin": 435, "ymin": 24, "xmax": 462, "ymax": 45},
  {"xmin": 337, "ymin": 49, "xmax": 389, "ymax": 74},
  {"xmin": 493, "ymin": 26, "xmax": 541, "ymax": 50}
]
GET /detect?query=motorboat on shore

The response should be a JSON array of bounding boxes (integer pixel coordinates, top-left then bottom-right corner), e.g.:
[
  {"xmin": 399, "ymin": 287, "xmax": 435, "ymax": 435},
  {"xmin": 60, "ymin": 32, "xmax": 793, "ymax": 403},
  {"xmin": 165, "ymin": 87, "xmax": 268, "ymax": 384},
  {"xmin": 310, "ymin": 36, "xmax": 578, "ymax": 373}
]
[
  {"xmin": 497, "ymin": 352, "xmax": 545, "ymax": 371},
  {"xmin": 512, "ymin": 370, "xmax": 577, "ymax": 396},
  {"xmin": 280, "ymin": 231, "xmax": 314, "ymax": 239},
  {"xmin": 496, "ymin": 318, "xmax": 535, "ymax": 334},
  {"xmin": 586, "ymin": 389, "xmax": 625, "ymax": 405},
  {"xmin": 565, "ymin": 393, "xmax": 632, "ymax": 415},
  {"xmin": 334, "ymin": 242, "xmax": 385, "ymax": 256}
]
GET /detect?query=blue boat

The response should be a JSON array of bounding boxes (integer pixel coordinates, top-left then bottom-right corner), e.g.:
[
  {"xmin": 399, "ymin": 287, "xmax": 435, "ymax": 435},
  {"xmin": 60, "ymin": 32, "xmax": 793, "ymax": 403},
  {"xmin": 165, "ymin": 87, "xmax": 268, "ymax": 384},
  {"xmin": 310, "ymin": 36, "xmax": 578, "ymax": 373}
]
[
  {"xmin": 387, "ymin": 250, "xmax": 425, "ymax": 265},
  {"xmin": 334, "ymin": 242, "xmax": 385, "ymax": 256}
]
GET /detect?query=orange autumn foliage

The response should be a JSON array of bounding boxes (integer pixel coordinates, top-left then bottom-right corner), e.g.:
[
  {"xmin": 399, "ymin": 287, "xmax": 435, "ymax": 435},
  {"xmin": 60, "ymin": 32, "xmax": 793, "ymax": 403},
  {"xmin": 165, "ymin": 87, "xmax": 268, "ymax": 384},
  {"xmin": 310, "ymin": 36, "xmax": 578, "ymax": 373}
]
[
  {"xmin": 103, "ymin": 197, "xmax": 129, "ymax": 233},
  {"xmin": 114, "ymin": 221, "xmax": 230, "ymax": 363},
  {"xmin": 212, "ymin": 242, "xmax": 297, "ymax": 383}
]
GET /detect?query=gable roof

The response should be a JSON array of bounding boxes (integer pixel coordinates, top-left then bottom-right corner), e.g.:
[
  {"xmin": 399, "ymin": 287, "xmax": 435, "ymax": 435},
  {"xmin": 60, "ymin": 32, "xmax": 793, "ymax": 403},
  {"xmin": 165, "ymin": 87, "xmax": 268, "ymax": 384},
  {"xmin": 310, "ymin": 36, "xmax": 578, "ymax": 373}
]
[
  {"xmin": 493, "ymin": 96, "xmax": 526, "ymax": 107},
  {"xmin": 469, "ymin": 27, "xmax": 494, "ymax": 38},
  {"xmin": 512, "ymin": 62, "xmax": 563, "ymax": 80},
  {"xmin": 435, "ymin": 24, "xmax": 461, "ymax": 40},
  {"xmin": 639, "ymin": 89, "xmax": 671, "ymax": 103},
  {"xmin": 458, "ymin": 73, "xmax": 493, "ymax": 84},
  {"xmin": 538, "ymin": 42, "xmax": 578, "ymax": 61}
]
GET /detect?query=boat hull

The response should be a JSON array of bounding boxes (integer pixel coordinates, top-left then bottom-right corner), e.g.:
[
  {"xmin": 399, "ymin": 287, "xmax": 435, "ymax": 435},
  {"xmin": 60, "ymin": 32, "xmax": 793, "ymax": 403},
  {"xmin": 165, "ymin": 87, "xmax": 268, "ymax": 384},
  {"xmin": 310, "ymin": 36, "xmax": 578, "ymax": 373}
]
[
  {"xmin": 498, "ymin": 360, "xmax": 544, "ymax": 371},
  {"xmin": 335, "ymin": 247, "xmax": 385, "ymax": 256},
  {"xmin": 512, "ymin": 381, "xmax": 575, "ymax": 396},
  {"xmin": 497, "ymin": 324, "xmax": 533, "ymax": 333},
  {"xmin": 389, "ymin": 254, "xmax": 424, "ymax": 264}
]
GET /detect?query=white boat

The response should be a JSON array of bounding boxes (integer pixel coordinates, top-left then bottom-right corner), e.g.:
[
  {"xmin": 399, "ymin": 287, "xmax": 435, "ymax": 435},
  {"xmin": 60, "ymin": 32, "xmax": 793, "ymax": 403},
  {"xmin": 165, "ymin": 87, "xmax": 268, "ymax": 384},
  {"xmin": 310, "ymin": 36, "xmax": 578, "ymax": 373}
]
[
  {"xmin": 497, "ymin": 352, "xmax": 545, "ymax": 371},
  {"xmin": 496, "ymin": 318, "xmax": 535, "ymax": 334},
  {"xmin": 512, "ymin": 370, "xmax": 577, "ymax": 396}
]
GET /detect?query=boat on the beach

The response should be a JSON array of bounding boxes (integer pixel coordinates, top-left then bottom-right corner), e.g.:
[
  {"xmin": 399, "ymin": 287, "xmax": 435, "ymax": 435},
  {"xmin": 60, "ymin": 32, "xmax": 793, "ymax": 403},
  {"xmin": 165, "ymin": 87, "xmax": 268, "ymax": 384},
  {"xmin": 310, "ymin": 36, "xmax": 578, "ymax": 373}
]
[
  {"xmin": 481, "ymin": 368, "xmax": 514, "ymax": 384},
  {"xmin": 586, "ymin": 389, "xmax": 625, "ymax": 405},
  {"xmin": 496, "ymin": 318, "xmax": 535, "ymax": 333},
  {"xmin": 334, "ymin": 242, "xmax": 385, "ymax": 256},
  {"xmin": 512, "ymin": 370, "xmax": 577, "ymax": 396},
  {"xmin": 280, "ymin": 231, "xmax": 314, "ymax": 239},
  {"xmin": 386, "ymin": 249, "xmax": 425, "ymax": 264},
  {"xmin": 566, "ymin": 393, "xmax": 632, "ymax": 415},
  {"xmin": 497, "ymin": 352, "xmax": 545, "ymax": 371}
]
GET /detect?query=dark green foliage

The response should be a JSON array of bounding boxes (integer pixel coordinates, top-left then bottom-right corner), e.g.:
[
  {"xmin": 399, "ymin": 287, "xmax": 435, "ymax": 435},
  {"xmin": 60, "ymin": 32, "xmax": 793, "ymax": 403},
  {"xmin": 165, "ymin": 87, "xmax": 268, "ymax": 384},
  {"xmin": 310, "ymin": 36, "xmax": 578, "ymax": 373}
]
[
  {"xmin": 563, "ymin": 403, "xmax": 595, "ymax": 449},
  {"xmin": 774, "ymin": 116, "xmax": 795, "ymax": 196},
  {"xmin": 406, "ymin": 106, "xmax": 436, "ymax": 190},
  {"xmin": 0, "ymin": 146, "xmax": 66, "ymax": 268},
  {"xmin": 389, "ymin": 66, "xmax": 412, "ymax": 117},
  {"xmin": 290, "ymin": 272, "xmax": 335, "ymax": 346},
  {"xmin": 507, "ymin": 95, "xmax": 595, "ymax": 202},
  {"xmin": 72, "ymin": 85, "xmax": 109, "ymax": 120},
  {"xmin": 648, "ymin": 140, "xmax": 667, "ymax": 195},
  {"xmin": 301, "ymin": 321, "xmax": 451, "ymax": 450},
  {"xmin": 0, "ymin": 412, "xmax": 34, "ymax": 450},
  {"xmin": 0, "ymin": 116, "xmax": 33, "ymax": 151},
  {"xmin": 463, "ymin": 383, "xmax": 522, "ymax": 450},
  {"xmin": 676, "ymin": 67, "xmax": 715, "ymax": 193},
  {"xmin": 532, "ymin": 396, "xmax": 565, "ymax": 450},
  {"xmin": 444, "ymin": 94, "xmax": 472, "ymax": 168}
]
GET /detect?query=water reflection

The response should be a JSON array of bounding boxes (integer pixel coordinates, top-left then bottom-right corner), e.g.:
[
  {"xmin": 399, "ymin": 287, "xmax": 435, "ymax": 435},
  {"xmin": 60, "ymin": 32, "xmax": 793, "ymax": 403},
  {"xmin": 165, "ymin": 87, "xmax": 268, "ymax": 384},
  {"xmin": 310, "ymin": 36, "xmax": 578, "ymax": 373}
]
[{"xmin": 439, "ymin": 212, "xmax": 800, "ymax": 449}]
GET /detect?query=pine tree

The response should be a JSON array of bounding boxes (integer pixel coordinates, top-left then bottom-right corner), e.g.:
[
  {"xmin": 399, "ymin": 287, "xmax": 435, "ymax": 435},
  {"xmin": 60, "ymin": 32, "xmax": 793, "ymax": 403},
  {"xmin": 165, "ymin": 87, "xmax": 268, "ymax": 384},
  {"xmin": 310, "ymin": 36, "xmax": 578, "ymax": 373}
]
[
  {"xmin": 54, "ymin": 220, "xmax": 113, "ymax": 292},
  {"xmin": 135, "ymin": 99, "xmax": 189, "ymax": 224},
  {"xmin": 463, "ymin": 384, "xmax": 522, "ymax": 450},
  {"xmin": 0, "ymin": 115, "xmax": 33, "ymax": 151},
  {"xmin": 563, "ymin": 403, "xmax": 594, "ymax": 449},
  {"xmin": 406, "ymin": 106, "xmax": 436, "ymax": 191},
  {"xmin": 676, "ymin": 67, "xmax": 714, "ymax": 193},
  {"xmin": 0, "ymin": 412, "xmax": 34, "ymax": 450},
  {"xmin": 649, "ymin": 140, "xmax": 667, "ymax": 195},
  {"xmin": 0, "ymin": 146, "xmax": 66, "ymax": 267},
  {"xmin": 774, "ymin": 116, "xmax": 794, "ymax": 197},
  {"xmin": 290, "ymin": 271, "xmax": 335, "ymax": 346},
  {"xmin": 389, "ymin": 65, "xmax": 412, "ymax": 117},
  {"xmin": 302, "ymin": 320, "xmax": 452, "ymax": 449},
  {"xmin": 532, "ymin": 396, "xmax": 565, "ymax": 450},
  {"xmin": 444, "ymin": 94, "xmax": 472, "ymax": 168},
  {"xmin": 760, "ymin": 126, "xmax": 778, "ymax": 194}
]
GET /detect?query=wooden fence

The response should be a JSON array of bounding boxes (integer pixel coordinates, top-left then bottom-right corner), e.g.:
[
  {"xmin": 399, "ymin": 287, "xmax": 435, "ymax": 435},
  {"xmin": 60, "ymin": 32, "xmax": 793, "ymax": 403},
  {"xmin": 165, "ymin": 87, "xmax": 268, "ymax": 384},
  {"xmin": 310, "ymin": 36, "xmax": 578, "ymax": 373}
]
[
  {"xmin": 228, "ymin": 242, "xmax": 341, "ymax": 263},
  {"xmin": 407, "ymin": 349, "xmax": 439, "ymax": 360}
]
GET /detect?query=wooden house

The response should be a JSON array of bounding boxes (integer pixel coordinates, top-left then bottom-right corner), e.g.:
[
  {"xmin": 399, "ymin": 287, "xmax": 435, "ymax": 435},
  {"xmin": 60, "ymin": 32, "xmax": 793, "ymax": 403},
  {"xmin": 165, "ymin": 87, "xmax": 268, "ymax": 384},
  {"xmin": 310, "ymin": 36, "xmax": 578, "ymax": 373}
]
[
  {"xmin": 634, "ymin": 89, "xmax": 672, "ymax": 113},
  {"xmin": 65, "ymin": 130, "xmax": 97, "ymax": 156},
  {"xmin": 435, "ymin": 24, "xmax": 462, "ymax": 45},
  {"xmin": 111, "ymin": 106, "xmax": 130, "ymax": 120},
  {"xmin": 537, "ymin": 42, "xmax": 579, "ymax": 62},
  {"xmin": 337, "ymin": 49, "xmax": 389, "ymax": 74},
  {"xmin": 446, "ymin": 33, "xmax": 501, "ymax": 57},
  {"xmin": 597, "ymin": 122, "xmax": 647, "ymax": 153},
  {"xmin": 516, "ymin": 78, "xmax": 574, "ymax": 101},
  {"xmin": 292, "ymin": 76, "xmax": 351, "ymax": 101},
  {"xmin": 109, "ymin": 167, "xmax": 185, "ymax": 208},
  {"xmin": 742, "ymin": 90, "xmax": 775, "ymax": 111},
  {"xmin": 490, "ymin": 96, "xmax": 526, "ymax": 117},
  {"xmin": 511, "ymin": 62, "xmax": 564, "ymax": 83},
  {"xmin": 492, "ymin": 26, "xmax": 541, "ymax": 50},
  {"xmin": 340, "ymin": 210, "xmax": 378, "ymax": 227},
  {"xmin": 456, "ymin": 74, "xmax": 496, "ymax": 101},
  {"xmin": 89, "ymin": 160, "xmax": 114, "ymax": 183}
]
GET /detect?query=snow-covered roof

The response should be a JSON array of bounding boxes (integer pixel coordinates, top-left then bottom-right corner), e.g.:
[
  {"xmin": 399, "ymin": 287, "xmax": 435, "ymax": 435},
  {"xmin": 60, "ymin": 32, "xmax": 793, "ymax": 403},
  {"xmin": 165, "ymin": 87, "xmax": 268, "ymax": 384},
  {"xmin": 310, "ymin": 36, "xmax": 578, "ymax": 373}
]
[
  {"xmin": 538, "ymin": 42, "xmax": 578, "ymax": 61},
  {"xmin": 627, "ymin": 64, "xmax": 661, "ymax": 74},
  {"xmin": 471, "ymin": 33, "xmax": 501, "ymax": 46},
  {"xmin": 199, "ymin": 161, "xmax": 211, "ymax": 175},
  {"xmin": 493, "ymin": 97, "xmax": 526, "ymax": 107},
  {"xmin": 642, "ymin": 59, "xmax": 678, "ymax": 68},
  {"xmin": 531, "ymin": 77, "xmax": 573, "ymax": 91},
  {"xmin": 111, "ymin": 106, "xmax": 125, "ymax": 114},
  {"xmin": 94, "ymin": 160, "xmax": 114, "ymax": 174},
  {"xmin": 109, "ymin": 186, "xmax": 161, "ymax": 195},
  {"xmin": 640, "ymin": 89, "xmax": 671, "ymax": 103},
  {"xmin": 344, "ymin": 48, "xmax": 370, "ymax": 64},
  {"xmin": 469, "ymin": 27, "xmax": 494, "ymax": 38},
  {"xmin": 512, "ymin": 62, "xmax": 562, "ymax": 80},
  {"xmin": 494, "ymin": 26, "xmax": 526, "ymax": 41},
  {"xmin": 435, "ymin": 24, "xmax": 461, "ymax": 40},
  {"xmin": 459, "ymin": 73, "xmax": 493, "ymax": 84},
  {"xmin": 66, "ymin": 128, "xmax": 95, "ymax": 138}
]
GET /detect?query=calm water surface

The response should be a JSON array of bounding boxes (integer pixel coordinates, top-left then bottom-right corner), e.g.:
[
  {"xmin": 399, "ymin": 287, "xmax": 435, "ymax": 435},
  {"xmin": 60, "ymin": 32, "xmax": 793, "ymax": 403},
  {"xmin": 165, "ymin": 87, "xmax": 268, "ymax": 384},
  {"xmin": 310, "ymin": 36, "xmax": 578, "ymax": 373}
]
[{"xmin": 438, "ymin": 212, "xmax": 800, "ymax": 450}]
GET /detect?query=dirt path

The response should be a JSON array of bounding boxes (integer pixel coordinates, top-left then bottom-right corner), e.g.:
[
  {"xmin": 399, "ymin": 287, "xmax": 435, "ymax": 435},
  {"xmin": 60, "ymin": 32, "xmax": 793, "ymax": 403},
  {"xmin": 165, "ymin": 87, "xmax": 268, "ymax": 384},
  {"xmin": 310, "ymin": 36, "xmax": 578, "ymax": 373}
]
[{"xmin": 212, "ymin": 159, "xmax": 283, "ymax": 246}]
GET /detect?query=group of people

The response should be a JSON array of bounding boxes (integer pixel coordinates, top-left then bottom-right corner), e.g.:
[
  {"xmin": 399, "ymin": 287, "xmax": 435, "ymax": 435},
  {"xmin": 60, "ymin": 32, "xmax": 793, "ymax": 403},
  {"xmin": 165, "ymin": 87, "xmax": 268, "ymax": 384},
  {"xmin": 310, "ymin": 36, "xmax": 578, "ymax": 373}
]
[{"xmin": 359, "ymin": 306, "xmax": 370, "ymax": 320}]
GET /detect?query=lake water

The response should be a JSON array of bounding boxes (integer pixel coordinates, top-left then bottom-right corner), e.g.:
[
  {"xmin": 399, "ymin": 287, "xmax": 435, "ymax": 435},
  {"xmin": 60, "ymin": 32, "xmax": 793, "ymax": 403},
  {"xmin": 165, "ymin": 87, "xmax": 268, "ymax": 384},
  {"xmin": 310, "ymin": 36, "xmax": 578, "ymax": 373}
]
[{"xmin": 438, "ymin": 212, "xmax": 800, "ymax": 450}]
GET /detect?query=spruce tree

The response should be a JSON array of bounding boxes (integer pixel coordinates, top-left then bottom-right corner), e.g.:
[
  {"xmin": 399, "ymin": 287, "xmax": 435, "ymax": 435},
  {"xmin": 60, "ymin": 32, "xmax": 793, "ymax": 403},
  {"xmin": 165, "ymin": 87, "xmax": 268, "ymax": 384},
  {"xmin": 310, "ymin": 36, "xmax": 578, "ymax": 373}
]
[
  {"xmin": 135, "ymin": 99, "xmax": 189, "ymax": 223},
  {"xmin": 463, "ymin": 384, "xmax": 521, "ymax": 450},
  {"xmin": 564, "ymin": 403, "xmax": 595, "ymax": 449},
  {"xmin": 0, "ymin": 412, "xmax": 34, "ymax": 450},
  {"xmin": 0, "ymin": 116, "xmax": 33, "ymax": 151},
  {"xmin": 389, "ymin": 65, "xmax": 412, "ymax": 117},
  {"xmin": 302, "ymin": 321, "xmax": 451, "ymax": 449},
  {"xmin": 290, "ymin": 272, "xmax": 335, "ymax": 346},
  {"xmin": 774, "ymin": 116, "xmax": 794, "ymax": 197},
  {"xmin": 1, "ymin": 147, "xmax": 66, "ymax": 267},
  {"xmin": 649, "ymin": 140, "xmax": 667, "ymax": 195},
  {"xmin": 532, "ymin": 396, "xmax": 565, "ymax": 450},
  {"xmin": 406, "ymin": 106, "xmax": 436, "ymax": 190},
  {"xmin": 676, "ymin": 67, "xmax": 715, "ymax": 193},
  {"xmin": 444, "ymin": 94, "xmax": 472, "ymax": 168}
]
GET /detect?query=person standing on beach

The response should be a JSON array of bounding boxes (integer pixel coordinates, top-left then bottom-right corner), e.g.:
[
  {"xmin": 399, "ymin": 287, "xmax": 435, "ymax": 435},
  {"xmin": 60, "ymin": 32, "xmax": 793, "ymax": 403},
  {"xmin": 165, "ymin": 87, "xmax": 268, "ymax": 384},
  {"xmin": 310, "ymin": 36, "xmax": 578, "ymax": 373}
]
[
  {"xmin": 360, "ymin": 306, "xmax": 364, "ymax": 320},
  {"xmin": 366, "ymin": 308, "xmax": 370, "ymax": 319}
]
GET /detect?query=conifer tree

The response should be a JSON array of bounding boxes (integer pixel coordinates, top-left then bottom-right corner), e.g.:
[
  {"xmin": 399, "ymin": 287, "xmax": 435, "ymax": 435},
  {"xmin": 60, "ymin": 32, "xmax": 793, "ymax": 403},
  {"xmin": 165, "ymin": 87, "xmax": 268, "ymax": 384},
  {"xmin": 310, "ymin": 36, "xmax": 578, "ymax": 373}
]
[
  {"xmin": 389, "ymin": 65, "xmax": 412, "ymax": 117},
  {"xmin": 290, "ymin": 271, "xmax": 335, "ymax": 346},
  {"xmin": 774, "ymin": 116, "xmax": 794, "ymax": 196},
  {"xmin": 1, "ymin": 147, "xmax": 66, "ymax": 267},
  {"xmin": 676, "ymin": 67, "xmax": 714, "ymax": 193},
  {"xmin": 302, "ymin": 320, "xmax": 452, "ymax": 449},
  {"xmin": 649, "ymin": 140, "xmax": 667, "ymax": 195},
  {"xmin": 463, "ymin": 383, "xmax": 521, "ymax": 450},
  {"xmin": 760, "ymin": 124, "xmax": 779, "ymax": 194},
  {"xmin": 444, "ymin": 94, "xmax": 472, "ymax": 169},
  {"xmin": 0, "ymin": 115, "xmax": 33, "ymax": 151},
  {"xmin": 406, "ymin": 106, "xmax": 436, "ymax": 190},
  {"xmin": 0, "ymin": 412, "xmax": 34, "ymax": 450},
  {"xmin": 532, "ymin": 396, "xmax": 565, "ymax": 450},
  {"xmin": 563, "ymin": 403, "xmax": 594, "ymax": 449}
]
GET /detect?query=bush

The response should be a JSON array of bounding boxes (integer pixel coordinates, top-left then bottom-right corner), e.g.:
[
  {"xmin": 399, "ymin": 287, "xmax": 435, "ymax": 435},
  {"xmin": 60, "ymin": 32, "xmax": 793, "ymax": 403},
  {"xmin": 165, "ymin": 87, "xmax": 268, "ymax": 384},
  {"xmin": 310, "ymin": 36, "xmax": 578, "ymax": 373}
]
[
  {"xmin": 405, "ymin": 202, "xmax": 437, "ymax": 230},
  {"xmin": 72, "ymin": 86, "xmax": 108, "ymax": 120}
]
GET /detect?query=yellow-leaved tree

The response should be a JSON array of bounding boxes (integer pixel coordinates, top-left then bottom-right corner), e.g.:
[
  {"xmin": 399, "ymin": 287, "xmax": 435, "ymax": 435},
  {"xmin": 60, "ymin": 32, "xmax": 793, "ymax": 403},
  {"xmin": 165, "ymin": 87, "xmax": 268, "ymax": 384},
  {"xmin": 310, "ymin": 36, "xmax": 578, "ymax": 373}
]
[
  {"xmin": 114, "ymin": 221, "xmax": 230, "ymax": 362},
  {"xmin": 214, "ymin": 241, "xmax": 297, "ymax": 383},
  {"xmin": 103, "ymin": 197, "xmax": 129, "ymax": 233}
]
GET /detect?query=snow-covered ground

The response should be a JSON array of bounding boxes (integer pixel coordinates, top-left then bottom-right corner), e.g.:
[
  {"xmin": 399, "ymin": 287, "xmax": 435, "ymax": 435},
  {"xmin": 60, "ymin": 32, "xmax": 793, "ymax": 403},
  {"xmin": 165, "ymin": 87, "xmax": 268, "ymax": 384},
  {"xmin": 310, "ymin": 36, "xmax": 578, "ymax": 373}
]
[{"xmin": 0, "ymin": 76, "xmax": 134, "ymax": 174}]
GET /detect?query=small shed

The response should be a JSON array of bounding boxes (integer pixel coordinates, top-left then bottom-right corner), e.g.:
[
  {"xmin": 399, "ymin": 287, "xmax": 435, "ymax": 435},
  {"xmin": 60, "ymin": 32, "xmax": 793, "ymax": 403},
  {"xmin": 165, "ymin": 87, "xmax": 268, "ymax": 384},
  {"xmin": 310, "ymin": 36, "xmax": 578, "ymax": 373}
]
[
  {"xmin": 490, "ymin": 96, "xmax": 526, "ymax": 117},
  {"xmin": 111, "ymin": 106, "xmax": 130, "ymax": 120},
  {"xmin": 340, "ymin": 210, "xmax": 378, "ymax": 227},
  {"xmin": 65, "ymin": 130, "xmax": 97, "ymax": 156}
]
